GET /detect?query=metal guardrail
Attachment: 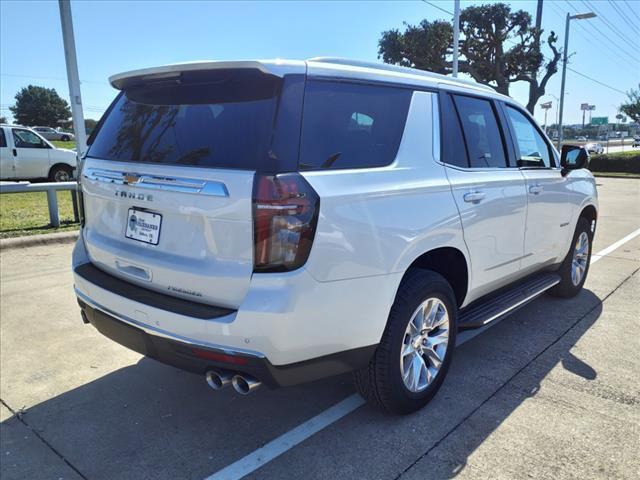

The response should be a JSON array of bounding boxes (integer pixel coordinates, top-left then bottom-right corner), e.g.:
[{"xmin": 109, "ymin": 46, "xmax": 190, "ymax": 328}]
[{"xmin": 0, "ymin": 181, "xmax": 79, "ymax": 227}]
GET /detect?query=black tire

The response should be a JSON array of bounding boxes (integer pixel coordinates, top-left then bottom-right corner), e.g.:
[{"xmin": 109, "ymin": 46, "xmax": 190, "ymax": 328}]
[
  {"xmin": 354, "ymin": 269, "xmax": 457, "ymax": 414},
  {"xmin": 61, "ymin": 135, "xmax": 70, "ymax": 141},
  {"xmin": 49, "ymin": 164, "xmax": 73, "ymax": 182},
  {"xmin": 548, "ymin": 217, "xmax": 593, "ymax": 298}
]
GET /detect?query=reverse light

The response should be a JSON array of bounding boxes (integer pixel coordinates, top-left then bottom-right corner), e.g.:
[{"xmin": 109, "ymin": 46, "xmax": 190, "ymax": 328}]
[{"xmin": 253, "ymin": 173, "xmax": 320, "ymax": 272}]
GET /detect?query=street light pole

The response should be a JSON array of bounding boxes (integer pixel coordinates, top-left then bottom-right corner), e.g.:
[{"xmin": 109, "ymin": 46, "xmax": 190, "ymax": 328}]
[
  {"xmin": 58, "ymin": 0, "xmax": 87, "ymax": 158},
  {"xmin": 557, "ymin": 11, "xmax": 596, "ymax": 150},
  {"xmin": 452, "ymin": 0, "xmax": 460, "ymax": 77}
]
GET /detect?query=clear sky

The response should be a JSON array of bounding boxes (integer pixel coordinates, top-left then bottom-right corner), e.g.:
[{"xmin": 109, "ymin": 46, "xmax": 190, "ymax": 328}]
[{"xmin": 1, "ymin": 0, "xmax": 638, "ymax": 127}]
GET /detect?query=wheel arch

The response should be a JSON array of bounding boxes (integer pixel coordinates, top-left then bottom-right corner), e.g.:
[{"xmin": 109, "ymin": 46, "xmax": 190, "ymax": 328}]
[
  {"xmin": 400, "ymin": 246, "xmax": 469, "ymax": 307},
  {"xmin": 579, "ymin": 204, "xmax": 597, "ymax": 227}
]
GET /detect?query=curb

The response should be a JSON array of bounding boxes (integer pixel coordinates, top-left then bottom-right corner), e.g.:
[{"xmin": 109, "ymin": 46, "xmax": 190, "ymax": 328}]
[
  {"xmin": 592, "ymin": 173, "xmax": 640, "ymax": 179},
  {"xmin": 0, "ymin": 230, "xmax": 79, "ymax": 251}
]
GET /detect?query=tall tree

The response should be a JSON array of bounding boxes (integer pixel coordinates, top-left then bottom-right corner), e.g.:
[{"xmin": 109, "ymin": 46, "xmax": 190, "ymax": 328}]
[
  {"xmin": 620, "ymin": 84, "xmax": 640, "ymax": 124},
  {"xmin": 9, "ymin": 85, "xmax": 71, "ymax": 127},
  {"xmin": 378, "ymin": 2, "xmax": 561, "ymax": 114}
]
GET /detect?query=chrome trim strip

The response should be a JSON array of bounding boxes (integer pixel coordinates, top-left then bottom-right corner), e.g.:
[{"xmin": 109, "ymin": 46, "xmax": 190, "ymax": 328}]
[
  {"xmin": 83, "ymin": 168, "xmax": 229, "ymax": 197},
  {"xmin": 74, "ymin": 287, "xmax": 265, "ymax": 359},
  {"xmin": 479, "ymin": 277, "xmax": 560, "ymax": 326}
]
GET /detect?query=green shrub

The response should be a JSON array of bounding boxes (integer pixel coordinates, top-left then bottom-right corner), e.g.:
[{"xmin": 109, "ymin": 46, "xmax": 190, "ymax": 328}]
[{"xmin": 589, "ymin": 151, "xmax": 640, "ymax": 174}]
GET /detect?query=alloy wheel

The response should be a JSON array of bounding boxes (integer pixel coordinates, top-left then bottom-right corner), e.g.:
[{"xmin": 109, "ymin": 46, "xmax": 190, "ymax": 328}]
[
  {"xmin": 400, "ymin": 297, "xmax": 450, "ymax": 393},
  {"xmin": 571, "ymin": 231, "xmax": 589, "ymax": 286}
]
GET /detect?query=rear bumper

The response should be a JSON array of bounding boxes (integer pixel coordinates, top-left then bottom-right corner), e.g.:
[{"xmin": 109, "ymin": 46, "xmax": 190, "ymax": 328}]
[
  {"xmin": 77, "ymin": 295, "xmax": 376, "ymax": 387},
  {"xmin": 72, "ymin": 234, "xmax": 394, "ymax": 386}
]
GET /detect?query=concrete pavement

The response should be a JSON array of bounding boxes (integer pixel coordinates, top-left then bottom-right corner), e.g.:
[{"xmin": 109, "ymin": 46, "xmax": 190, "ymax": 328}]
[{"xmin": 1, "ymin": 177, "xmax": 639, "ymax": 480}]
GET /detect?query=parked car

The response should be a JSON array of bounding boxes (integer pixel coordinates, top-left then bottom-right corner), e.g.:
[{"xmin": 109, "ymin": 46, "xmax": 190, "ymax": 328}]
[
  {"xmin": 577, "ymin": 136, "xmax": 587, "ymax": 142},
  {"xmin": 0, "ymin": 125, "xmax": 77, "ymax": 181},
  {"xmin": 584, "ymin": 142, "xmax": 604, "ymax": 155},
  {"xmin": 633, "ymin": 136, "xmax": 640, "ymax": 148},
  {"xmin": 72, "ymin": 59, "xmax": 598, "ymax": 414},
  {"xmin": 32, "ymin": 126, "xmax": 75, "ymax": 142}
]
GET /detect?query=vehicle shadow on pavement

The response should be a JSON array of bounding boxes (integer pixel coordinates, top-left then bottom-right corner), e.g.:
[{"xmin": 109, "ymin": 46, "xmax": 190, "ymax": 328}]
[
  {"xmin": 1, "ymin": 289, "xmax": 603, "ymax": 480},
  {"xmin": 248, "ymin": 288, "xmax": 606, "ymax": 480},
  {"xmin": 310, "ymin": 288, "xmax": 604, "ymax": 480},
  {"xmin": 418, "ymin": 288, "xmax": 604, "ymax": 479}
]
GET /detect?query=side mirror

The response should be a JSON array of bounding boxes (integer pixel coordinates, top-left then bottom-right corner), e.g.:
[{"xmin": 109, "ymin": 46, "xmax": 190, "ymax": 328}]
[{"xmin": 560, "ymin": 145, "xmax": 589, "ymax": 176}]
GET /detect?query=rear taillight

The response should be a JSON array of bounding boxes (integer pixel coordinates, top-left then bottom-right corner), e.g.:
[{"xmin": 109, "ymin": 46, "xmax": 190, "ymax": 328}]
[{"xmin": 253, "ymin": 173, "xmax": 319, "ymax": 272}]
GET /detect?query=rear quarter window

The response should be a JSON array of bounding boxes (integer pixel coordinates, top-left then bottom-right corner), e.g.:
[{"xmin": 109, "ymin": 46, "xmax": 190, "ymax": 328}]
[{"xmin": 298, "ymin": 81, "xmax": 412, "ymax": 170}]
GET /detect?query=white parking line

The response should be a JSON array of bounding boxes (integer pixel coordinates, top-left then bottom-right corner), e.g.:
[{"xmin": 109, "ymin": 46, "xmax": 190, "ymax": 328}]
[
  {"xmin": 590, "ymin": 227, "xmax": 640, "ymax": 264},
  {"xmin": 204, "ymin": 227, "xmax": 640, "ymax": 480},
  {"xmin": 205, "ymin": 394, "xmax": 364, "ymax": 480}
]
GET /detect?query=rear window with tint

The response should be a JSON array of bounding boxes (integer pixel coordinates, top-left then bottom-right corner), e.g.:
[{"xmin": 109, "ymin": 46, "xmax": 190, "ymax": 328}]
[
  {"xmin": 87, "ymin": 70, "xmax": 281, "ymax": 169},
  {"xmin": 299, "ymin": 81, "xmax": 412, "ymax": 170}
]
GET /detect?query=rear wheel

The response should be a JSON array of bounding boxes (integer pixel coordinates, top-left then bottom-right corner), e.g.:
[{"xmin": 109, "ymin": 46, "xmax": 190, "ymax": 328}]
[
  {"xmin": 548, "ymin": 217, "xmax": 593, "ymax": 298},
  {"xmin": 49, "ymin": 164, "xmax": 72, "ymax": 182},
  {"xmin": 354, "ymin": 270, "xmax": 457, "ymax": 414}
]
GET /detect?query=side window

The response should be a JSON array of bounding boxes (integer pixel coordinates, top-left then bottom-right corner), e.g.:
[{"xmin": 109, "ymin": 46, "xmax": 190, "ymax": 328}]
[
  {"xmin": 440, "ymin": 93, "xmax": 469, "ymax": 167},
  {"xmin": 505, "ymin": 106, "xmax": 552, "ymax": 167},
  {"xmin": 12, "ymin": 129, "xmax": 45, "ymax": 148},
  {"xmin": 0, "ymin": 129, "xmax": 6, "ymax": 148},
  {"xmin": 453, "ymin": 95, "xmax": 507, "ymax": 168},
  {"xmin": 299, "ymin": 81, "xmax": 412, "ymax": 170}
]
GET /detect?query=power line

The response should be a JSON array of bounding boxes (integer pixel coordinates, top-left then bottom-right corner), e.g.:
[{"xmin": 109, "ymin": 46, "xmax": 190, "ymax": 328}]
[
  {"xmin": 565, "ymin": 66, "xmax": 627, "ymax": 95},
  {"xmin": 417, "ymin": 0, "xmax": 630, "ymax": 98},
  {"xmin": 557, "ymin": 0, "xmax": 639, "ymax": 67},
  {"xmin": 607, "ymin": 0, "xmax": 638, "ymax": 34},
  {"xmin": 578, "ymin": 1, "xmax": 640, "ymax": 57},
  {"xmin": 622, "ymin": 0, "xmax": 640, "ymax": 23},
  {"xmin": 421, "ymin": 0, "xmax": 453, "ymax": 16},
  {"xmin": 581, "ymin": 0, "xmax": 640, "ymax": 51}
]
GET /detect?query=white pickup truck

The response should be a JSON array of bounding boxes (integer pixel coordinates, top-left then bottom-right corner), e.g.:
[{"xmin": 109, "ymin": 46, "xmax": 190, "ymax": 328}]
[{"xmin": 0, "ymin": 124, "xmax": 77, "ymax": 181}]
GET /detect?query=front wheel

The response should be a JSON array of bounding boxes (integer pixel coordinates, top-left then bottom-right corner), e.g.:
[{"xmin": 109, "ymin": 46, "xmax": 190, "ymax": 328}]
[
  {"xmin": 49, "ymin": 164, "xmax": 73, "ymax": 182},
  {"xmin": 61, "ymin": 135, "xmax": 70, "ymax": 142},
  {"xmin": 354, "ymin": 270, "xmax": 457, "ymax": 414},
  {"xmin": 548, "ymin": 217, "xmax": 593, "ymax": 298}
]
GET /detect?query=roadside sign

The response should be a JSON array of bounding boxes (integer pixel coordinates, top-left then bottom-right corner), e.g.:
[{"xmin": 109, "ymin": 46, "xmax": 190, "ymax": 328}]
[
  {"xmin": 591, "ymin": 116, "xmax": 608, "ymax": 125},
  {"xmin": 540, "ymin": 101, "xmax": 552, "ymax": 109},
  {"xmin": 581, "ymin": 103, "xmax": 590, "ymax": 110}
]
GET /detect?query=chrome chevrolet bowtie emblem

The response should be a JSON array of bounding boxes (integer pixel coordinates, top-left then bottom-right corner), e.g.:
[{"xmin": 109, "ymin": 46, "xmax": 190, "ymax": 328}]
[{"xmin": 123, "ymin": 173, "xmax": 141, "ymax": 185}]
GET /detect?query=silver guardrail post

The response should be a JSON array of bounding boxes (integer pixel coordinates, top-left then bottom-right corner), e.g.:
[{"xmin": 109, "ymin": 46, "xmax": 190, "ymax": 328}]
[{"xmin": 46, "ymin": 189, "xmax": 60, "ymax": 227}]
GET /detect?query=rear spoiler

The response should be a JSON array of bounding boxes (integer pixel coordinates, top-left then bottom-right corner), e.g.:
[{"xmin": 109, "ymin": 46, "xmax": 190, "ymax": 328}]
[{"xmin": 109, "ymin": 60, "xmax": 306, "ymax": 90}]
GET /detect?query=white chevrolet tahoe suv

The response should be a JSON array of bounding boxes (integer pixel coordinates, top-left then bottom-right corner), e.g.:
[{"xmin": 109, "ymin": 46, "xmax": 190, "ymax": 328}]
[{"xmin": 72, "ymin": 59, "xmax": 597, "ymax": 414}]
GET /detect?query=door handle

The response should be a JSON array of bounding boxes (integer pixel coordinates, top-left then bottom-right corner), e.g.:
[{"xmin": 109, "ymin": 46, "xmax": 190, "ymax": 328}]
[
  {"xmin": 529, "ymin": 185, "xmax": 544, "ymax": 195},
  {"xmin": 12, "ymin": 148, "xmax": 17, "ymax": 157},
  {"xmin": 463, "ymin": 191, "xmax": 486, "ymax": 203}
]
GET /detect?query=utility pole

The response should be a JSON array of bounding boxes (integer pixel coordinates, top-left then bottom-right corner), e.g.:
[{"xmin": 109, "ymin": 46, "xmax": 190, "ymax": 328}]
[
  {"xmin": 58, "ymin": 0, "xmax": 87, "ymax": 159},
  {"xmin": 452, "ymin": 0, "xmax": 460, "ymax": 77},
  {"xmin": 529, "ymin": 0, "xmax": 544, "ymax": 115}
]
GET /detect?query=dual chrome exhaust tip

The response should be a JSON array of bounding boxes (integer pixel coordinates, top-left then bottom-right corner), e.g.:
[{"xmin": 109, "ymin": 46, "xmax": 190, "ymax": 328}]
[{"xmin": 205, "ymin": 370, "xmax": 261, "ymax": 395}]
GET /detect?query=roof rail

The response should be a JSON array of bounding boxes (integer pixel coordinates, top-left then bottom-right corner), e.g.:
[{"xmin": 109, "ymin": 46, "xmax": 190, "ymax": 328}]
[{"xmin": 307, "ymin": 57, "xmax": 494, "ymax": 92}]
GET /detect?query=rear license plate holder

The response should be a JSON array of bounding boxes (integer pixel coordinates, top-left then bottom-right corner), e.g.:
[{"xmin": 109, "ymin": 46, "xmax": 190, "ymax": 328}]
[{"xmin": 125, "ymin": 208, "xmax": 162, "ymax": 245}]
